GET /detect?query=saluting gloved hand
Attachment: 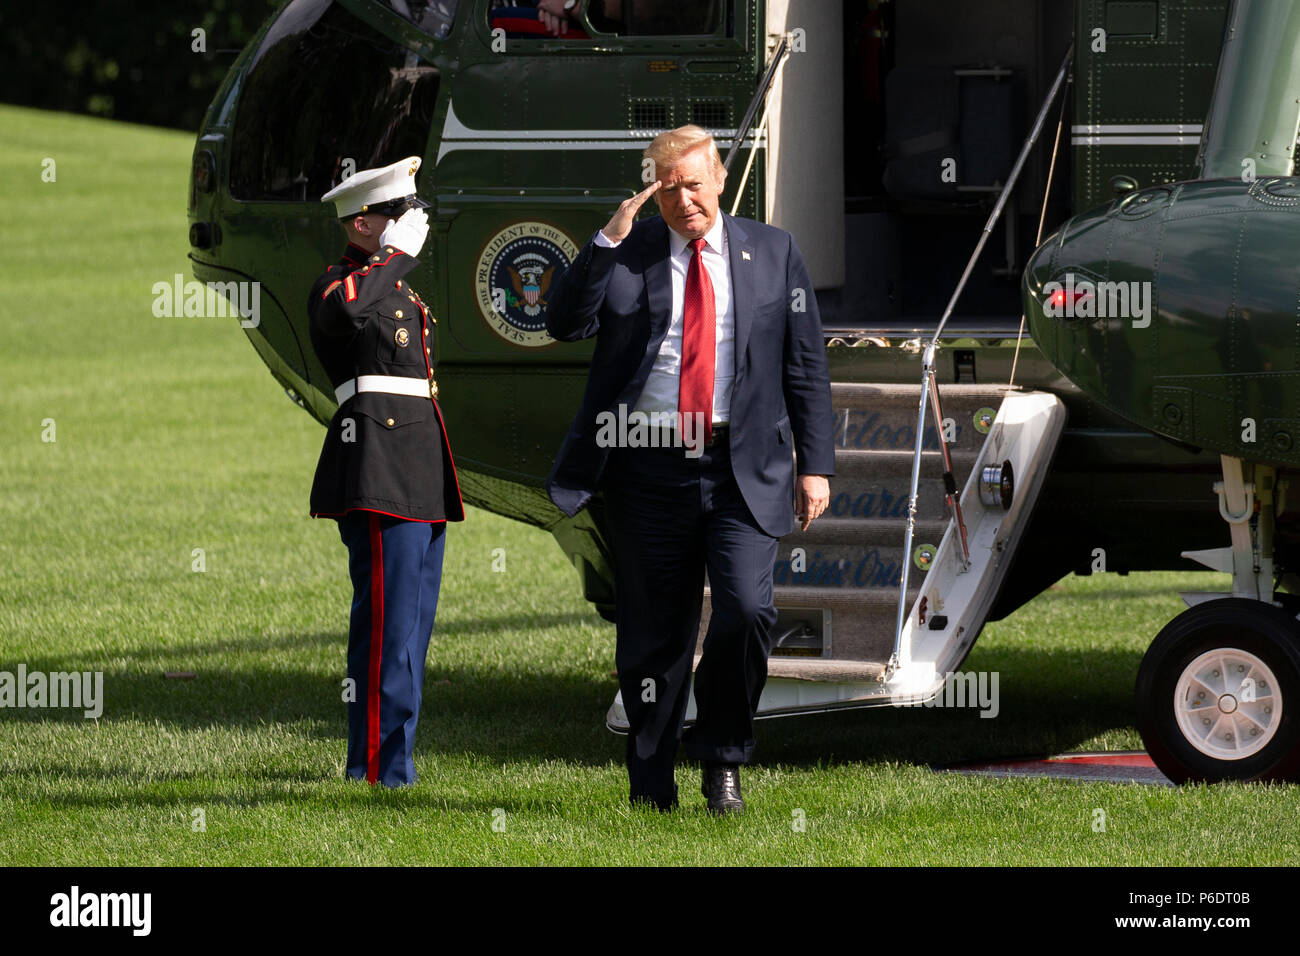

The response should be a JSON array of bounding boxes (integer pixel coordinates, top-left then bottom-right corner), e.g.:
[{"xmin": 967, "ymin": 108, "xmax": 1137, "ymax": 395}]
[{"xmin": 380, "ymin": 208, "xmax": 429, "ymax": 257}]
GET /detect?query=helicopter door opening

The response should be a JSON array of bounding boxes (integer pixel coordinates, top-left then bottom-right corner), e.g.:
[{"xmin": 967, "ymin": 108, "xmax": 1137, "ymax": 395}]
[{"xmin": 757, "ymin": 0, "xmax": 1075, "ymax": 331}]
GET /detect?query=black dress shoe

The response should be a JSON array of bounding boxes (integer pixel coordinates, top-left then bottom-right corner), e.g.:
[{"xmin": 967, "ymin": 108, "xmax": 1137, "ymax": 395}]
[{"xmin": 701, "ymin": 762, "xmax": 745, "ymax": 815}]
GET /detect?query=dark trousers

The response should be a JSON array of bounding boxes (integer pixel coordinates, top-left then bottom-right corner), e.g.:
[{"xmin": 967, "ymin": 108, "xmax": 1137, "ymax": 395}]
[
  {"xmin": 603, "ymin": 440, "xmax": 780, "ymax": 807},
  {"xmin": 337, "ymin": 512, "xmax": 446, "ymax": 787}
]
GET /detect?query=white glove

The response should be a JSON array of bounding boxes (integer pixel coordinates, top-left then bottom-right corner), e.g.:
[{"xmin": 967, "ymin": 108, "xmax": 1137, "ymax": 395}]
[{"xmin": 380, "ymin": 208, "xmax": 429, "ymax": 256}]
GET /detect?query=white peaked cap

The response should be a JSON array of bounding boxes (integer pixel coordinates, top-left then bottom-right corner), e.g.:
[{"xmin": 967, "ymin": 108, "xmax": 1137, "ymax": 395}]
[{"xmin": 321, "ymin": 156, "xmax": 426, "ymax": 218}]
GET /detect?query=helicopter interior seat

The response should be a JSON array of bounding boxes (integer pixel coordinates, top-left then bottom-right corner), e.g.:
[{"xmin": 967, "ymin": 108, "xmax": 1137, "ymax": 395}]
[{"xmin": 881, "ymin": 64, "xmax": 1022, "ymax": 205}]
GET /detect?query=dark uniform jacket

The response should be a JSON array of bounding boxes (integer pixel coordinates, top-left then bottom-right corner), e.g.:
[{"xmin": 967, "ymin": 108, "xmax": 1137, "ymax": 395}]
[{"xmin": 308, "ymin": 241, "xmax": 464, "ymax": 523}]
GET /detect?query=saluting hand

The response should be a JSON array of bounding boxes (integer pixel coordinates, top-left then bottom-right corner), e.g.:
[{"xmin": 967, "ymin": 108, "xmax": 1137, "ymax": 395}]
[
  {"xmin": 380, "ymin": 208, "xmax": 429, "ymax": 257},
  {"xmin": 601, "ymin": 181, "xmax": 661, "ymax": 243}
]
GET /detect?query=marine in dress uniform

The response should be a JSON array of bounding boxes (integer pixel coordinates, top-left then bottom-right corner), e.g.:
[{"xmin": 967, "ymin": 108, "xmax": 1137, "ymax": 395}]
[{"xmin": 309, "ymin": 157, "xmax": 464, "ymax": 788}]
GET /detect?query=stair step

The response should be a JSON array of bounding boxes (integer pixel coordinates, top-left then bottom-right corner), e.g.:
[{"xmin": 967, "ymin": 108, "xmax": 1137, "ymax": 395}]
[
  {"xmin": 830, "ymin": 383, "xmax": 1013, "ymax": 458},
  {"xmin": 835, "ymin": 447, "xmax": 980, "ymax": 468},
  {"xmin": 830, "ymin": 382, "xmax": 1014, "ymax": 404},
  {"xmin": 834, "ymin": 426, "xmax": 988, "ymax": 457},
  {"xmin": 699, "ymin": 582, "xmax": 930, "ymax": 666},
  {"xmin": 771, "ymin": 545, "xmax": 913, "ymax": 590},
  {"xmin": 821, "ymin": 471, "xmax": 967, "ymax": 524},
  {"xmin": 782, "ymin": 517, "xmax": 949, "ymax": 543},
  {"xmin": 767, "ymin": 657, "xmax": 888, "ymax": 682},
  {"xmin": 772, "ymin": 524, "xmax": 954, "ymax": 590},
  {"xmin": 693, "ymin": 652, "xmax": 888, "ymax": 683},
  {"xmin": 766, "ymin": 583, "xmax": 919, "ymax": 606}
]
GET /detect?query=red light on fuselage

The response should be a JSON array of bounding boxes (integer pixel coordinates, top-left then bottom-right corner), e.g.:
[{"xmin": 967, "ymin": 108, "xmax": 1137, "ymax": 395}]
[{"xmin": 1043, "ymin": 286, "xmax": 1093, "ymax": 316}]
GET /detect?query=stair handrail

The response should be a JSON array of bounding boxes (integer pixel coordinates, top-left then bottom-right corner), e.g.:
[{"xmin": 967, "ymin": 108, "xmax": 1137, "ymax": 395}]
[
  {"xmin": 729, "ymin": 34, "xmax": 793, "ymax": 217},
  {"xmin": 890, "ymin": 46, "xmax": 1074, "ymax": 681},
  {"xmin": 724, "ymin": 32, "xmax": 792, "ymax": 177}
]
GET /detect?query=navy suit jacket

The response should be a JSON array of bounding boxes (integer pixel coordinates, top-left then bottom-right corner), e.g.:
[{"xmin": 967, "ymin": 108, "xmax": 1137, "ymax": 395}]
[{"xmin": 544, "ymin": 212, "xmax": 834, "ymax": 538}]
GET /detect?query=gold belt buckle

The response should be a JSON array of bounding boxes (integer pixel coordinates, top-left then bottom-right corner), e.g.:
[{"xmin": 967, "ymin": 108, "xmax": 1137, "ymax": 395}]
[{"xmin": 429, "ymin": 376, "xmax": 438, "ymax": 400}]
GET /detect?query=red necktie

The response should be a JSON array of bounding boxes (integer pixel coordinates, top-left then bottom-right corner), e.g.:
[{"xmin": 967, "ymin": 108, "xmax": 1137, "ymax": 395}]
[{"xmin": 679, "ymin": 237, "xmax": 716, "ymax": 446}]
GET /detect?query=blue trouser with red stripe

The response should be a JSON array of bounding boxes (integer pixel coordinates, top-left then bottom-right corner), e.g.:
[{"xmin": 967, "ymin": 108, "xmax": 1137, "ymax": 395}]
[{"xmin": 337, "ymin": 512, "xmax": 446, "ymax": 787}]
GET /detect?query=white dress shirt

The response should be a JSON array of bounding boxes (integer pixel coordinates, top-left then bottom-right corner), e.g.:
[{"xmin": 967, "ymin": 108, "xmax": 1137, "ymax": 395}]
[{"xmin": 595, "ymin": 216, "xmax": 735, "ymax": 426}]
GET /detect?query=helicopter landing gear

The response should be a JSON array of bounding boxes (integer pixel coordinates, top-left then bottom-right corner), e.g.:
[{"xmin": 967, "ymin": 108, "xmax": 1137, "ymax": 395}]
[
  {"xmin": 1179, "ymin": 455, "xmax": 1276, "ymax": 603},
  {"xmin": 1136, "ymin": 456, "xmax": 1300, "ymax": 782},
  {"xmin": 1135, "ymin": 598, "xmax": 1300, "ymax": 782}
]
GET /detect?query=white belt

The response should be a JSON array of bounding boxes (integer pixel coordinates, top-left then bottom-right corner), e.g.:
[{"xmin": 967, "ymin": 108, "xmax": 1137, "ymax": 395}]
[{"xmin": 335, "ymin": 374, "xmax": 434, "ymax": 404}]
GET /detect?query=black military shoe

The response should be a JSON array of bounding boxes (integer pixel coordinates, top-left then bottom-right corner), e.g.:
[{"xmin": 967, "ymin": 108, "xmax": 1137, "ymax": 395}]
[{"xmin": 701, "ymin": 762, "xmax": 745, "ymax": 815}]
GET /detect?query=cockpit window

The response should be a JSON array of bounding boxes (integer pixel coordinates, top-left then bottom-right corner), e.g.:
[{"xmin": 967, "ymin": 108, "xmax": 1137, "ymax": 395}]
[
  {"xmin": 489, "ymin": 0, "xmax": 723, "ymax": 39},
  {"xmin": 377, "ymin": 0, "xmax": 460, "ymax": 40},
  {"xmin": 230, "ymin": 0, "xmax": 439, "ymax": 202}
]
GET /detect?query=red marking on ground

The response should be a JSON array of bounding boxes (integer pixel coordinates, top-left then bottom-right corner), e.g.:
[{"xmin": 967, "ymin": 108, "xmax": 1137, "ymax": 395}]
[
  {"xmin": 1046, "ymin": 751, "xmax": 1155, "ymax": 767},
  {"xmin": 939, "ymin": 751, "xmax": 1170, "ymax": 785}
]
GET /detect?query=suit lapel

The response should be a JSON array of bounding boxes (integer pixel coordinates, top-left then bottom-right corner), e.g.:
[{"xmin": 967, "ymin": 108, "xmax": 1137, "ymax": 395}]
[
  {"xmin": 725, "ymin": 213, "xmax": 754, "ymax": 381},
  {"xmin": 641, "ymin": 217, "xmax": 672, "ymax": 348}
]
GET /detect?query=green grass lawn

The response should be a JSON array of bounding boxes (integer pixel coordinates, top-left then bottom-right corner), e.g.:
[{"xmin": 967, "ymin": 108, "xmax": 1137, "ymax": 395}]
[{"xmin": 0, "ymin": 104, "xmax": 1296, "ymax": 866}]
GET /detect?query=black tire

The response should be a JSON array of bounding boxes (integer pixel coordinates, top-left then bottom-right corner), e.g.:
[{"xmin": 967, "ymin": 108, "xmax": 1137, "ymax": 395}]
[{"xmin": 1135, "ymin": 598, "xmax": 1300, "ymax": 783}]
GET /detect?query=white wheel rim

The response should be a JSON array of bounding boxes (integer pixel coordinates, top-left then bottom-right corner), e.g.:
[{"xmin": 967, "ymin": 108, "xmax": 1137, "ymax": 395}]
[{"xmin": 1174, "ymin": 647, "xmax": 1283, "ymax": 760}]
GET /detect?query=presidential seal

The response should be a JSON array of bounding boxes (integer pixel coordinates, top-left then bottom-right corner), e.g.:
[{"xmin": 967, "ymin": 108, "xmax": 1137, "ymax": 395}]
[{"xmin": 474, "ymin": 221, "xmax": 579, "ymax": 347}]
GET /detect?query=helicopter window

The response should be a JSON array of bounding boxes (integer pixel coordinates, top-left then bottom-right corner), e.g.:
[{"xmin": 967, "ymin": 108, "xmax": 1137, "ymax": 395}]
[
  {"xmin": 488, "ymin": 0, "xmax": 724, "ymax": 39},
  {"xmin": 229, "ymin": 0, "xmax": 440, "ymax": 203},
  {"xmin": 590, "ymin": 0, "xmax": 721, "ymax": 35},
  {"xmin": 379, "ymin": 0, "xmax": 460, "ymax": 39}
]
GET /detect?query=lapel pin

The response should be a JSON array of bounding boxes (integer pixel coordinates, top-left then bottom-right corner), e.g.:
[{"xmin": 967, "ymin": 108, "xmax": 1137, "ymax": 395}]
[{"xmin": 742, "ymin": 250, "xmax": 751, "ymax": 260}]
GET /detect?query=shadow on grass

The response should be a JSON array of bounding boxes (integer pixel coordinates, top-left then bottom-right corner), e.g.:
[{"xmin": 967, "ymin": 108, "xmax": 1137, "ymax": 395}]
[
  {"xmin": 10, "ymin": 633, "xmax": 1144, "ymax": 775},
  {"xmin": 437, "ymin": 610, "xmax": 600, "ymax": 636},
  {"xmin": 6, "ymin": 766, "xmax": 591, "ymax": 815},
  {"xmin": 1029, "ymin": 584, "xmax": 1195, "ymax": 602}
]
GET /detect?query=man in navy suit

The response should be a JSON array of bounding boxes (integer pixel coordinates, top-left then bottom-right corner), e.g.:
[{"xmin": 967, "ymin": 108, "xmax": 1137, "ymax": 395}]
[{"xmin": 545, "ymin": 125, "xmax": 834, "ymax": 813}]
